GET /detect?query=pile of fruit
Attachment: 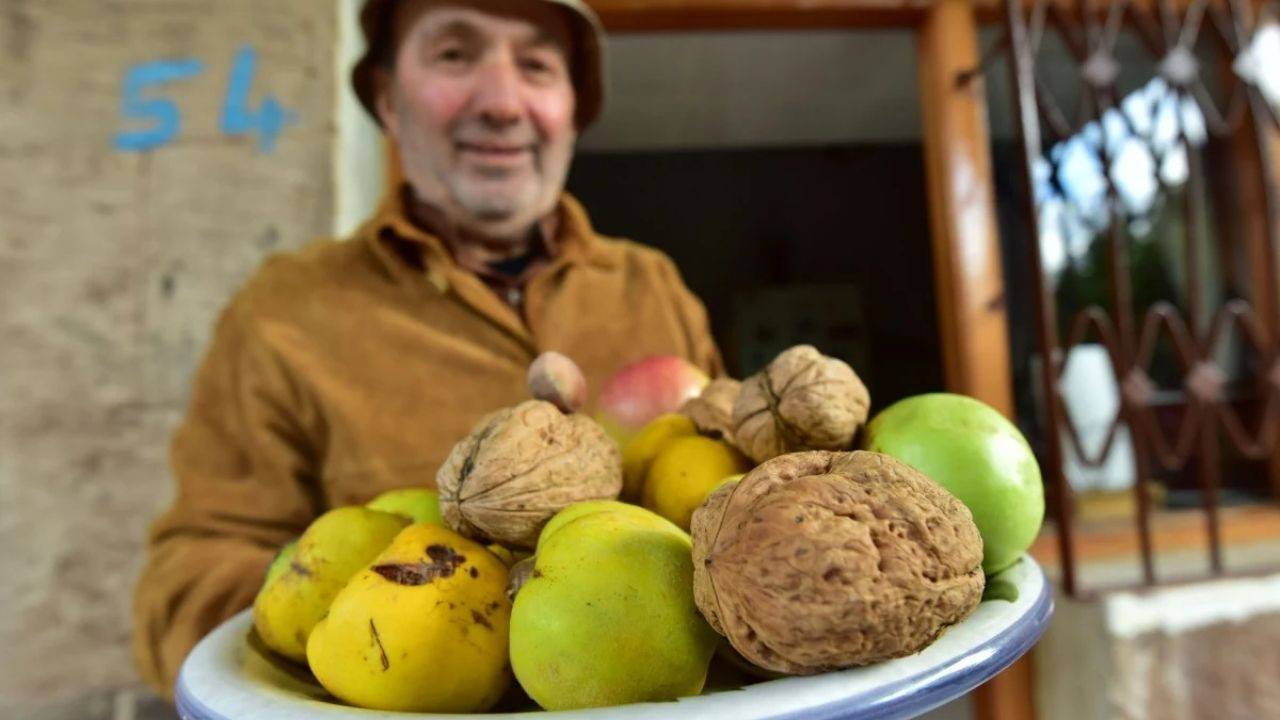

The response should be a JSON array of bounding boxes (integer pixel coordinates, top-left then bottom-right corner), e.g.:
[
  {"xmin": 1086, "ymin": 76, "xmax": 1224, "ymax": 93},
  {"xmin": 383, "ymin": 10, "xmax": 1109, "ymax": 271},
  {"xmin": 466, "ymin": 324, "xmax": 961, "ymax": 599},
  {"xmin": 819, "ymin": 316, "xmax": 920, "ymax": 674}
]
[{"xmin": 251, "ymin": 346, "xmax": 1044, "ymax": 713}]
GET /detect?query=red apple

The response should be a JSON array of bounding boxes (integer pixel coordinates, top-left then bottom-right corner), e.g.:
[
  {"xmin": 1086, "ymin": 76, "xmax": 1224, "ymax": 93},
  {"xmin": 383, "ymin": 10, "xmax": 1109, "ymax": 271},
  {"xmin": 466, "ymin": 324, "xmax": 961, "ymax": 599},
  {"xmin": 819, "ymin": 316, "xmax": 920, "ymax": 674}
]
[{"xmin": 596, "ymin": 355, "xmax": 709, "ymax": 446}]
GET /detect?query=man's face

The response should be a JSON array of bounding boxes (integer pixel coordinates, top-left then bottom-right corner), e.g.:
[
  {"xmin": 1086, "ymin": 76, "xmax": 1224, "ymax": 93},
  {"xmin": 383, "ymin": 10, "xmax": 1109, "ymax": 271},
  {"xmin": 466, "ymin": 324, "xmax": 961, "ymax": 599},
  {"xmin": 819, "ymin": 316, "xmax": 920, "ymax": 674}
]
[{"xmin": 376, "ymin": 0, "xmax": 578, "ymax": 240}]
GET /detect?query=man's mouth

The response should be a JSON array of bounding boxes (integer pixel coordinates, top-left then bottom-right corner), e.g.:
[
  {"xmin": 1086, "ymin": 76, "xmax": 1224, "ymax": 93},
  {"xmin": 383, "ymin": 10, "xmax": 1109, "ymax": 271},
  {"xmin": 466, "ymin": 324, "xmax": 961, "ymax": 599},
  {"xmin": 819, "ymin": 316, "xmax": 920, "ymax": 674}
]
[{"xmin": 456, "ymin": 142, "xmax": 533, "ymax": 161}]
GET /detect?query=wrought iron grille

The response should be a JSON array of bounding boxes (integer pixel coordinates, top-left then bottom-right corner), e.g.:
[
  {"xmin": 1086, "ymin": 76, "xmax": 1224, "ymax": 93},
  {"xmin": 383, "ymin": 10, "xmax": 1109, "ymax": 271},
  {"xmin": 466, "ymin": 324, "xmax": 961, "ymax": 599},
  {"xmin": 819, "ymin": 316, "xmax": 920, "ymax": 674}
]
[{"xmin": 992, "ymin": 0, "xmax": 1280, "ymax": 596}]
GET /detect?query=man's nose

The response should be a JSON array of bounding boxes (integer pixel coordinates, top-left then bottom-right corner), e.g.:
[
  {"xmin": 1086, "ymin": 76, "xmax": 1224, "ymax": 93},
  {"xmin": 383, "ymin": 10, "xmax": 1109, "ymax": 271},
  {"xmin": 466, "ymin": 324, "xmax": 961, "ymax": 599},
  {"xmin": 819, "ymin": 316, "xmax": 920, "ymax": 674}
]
[{"xmin": 472, "ymin": 52, "xmax": 524, "ymax": 127}]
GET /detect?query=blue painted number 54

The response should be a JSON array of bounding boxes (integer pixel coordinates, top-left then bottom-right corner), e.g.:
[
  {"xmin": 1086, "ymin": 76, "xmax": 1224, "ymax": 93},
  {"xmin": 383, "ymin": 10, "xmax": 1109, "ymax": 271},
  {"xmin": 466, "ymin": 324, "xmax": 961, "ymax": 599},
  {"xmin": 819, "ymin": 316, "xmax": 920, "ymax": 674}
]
[{"xmin": 113, "ymin": 46, "xmax": 299, "ymax": 154}]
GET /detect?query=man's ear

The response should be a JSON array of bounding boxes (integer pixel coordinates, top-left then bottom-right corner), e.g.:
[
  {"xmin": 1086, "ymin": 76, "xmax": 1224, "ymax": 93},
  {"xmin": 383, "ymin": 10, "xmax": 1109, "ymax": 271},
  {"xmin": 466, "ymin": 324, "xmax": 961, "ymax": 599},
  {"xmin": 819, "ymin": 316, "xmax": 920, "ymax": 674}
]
[{"xmin": 373, "ymin": 66, "xmax": 398, "ymax": 137}]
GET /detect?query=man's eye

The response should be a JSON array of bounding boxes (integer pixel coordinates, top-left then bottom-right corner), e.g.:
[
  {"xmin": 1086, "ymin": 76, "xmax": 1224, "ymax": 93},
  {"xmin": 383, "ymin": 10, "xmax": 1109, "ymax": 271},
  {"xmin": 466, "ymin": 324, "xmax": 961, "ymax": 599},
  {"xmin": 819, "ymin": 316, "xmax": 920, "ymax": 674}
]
[
  {"xmin": 521, "ymin": 55, "xmax": 563, "ymax": 77},
  {"xmin": 436, "ymin": 47, "xmax": 468, "ymax": 63}
]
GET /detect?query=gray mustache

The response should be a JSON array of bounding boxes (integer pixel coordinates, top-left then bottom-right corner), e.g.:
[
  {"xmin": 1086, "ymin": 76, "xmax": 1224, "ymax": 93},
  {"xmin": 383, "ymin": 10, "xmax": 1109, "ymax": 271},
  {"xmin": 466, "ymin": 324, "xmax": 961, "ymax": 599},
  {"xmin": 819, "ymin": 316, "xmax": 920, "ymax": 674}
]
[
  {"xmin": 452, "ymin": 120, "xmax": 539, "ymax": 147},
  {"xmin": 454, "ymin": 137, "xmax": 538, "ymax": 146}
]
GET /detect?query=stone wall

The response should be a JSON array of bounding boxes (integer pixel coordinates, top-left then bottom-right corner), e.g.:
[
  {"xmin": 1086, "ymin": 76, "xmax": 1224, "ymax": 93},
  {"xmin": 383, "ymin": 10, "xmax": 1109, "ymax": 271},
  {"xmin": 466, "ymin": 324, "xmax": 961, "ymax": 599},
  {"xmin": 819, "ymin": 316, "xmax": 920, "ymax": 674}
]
[
  {"xmin": 0, "ymin": 1, "xmax": 336, "ymax": 716},
  {"xmin": 1036, "ymin": 572, "xmax": 1280, "ymax": 720}
]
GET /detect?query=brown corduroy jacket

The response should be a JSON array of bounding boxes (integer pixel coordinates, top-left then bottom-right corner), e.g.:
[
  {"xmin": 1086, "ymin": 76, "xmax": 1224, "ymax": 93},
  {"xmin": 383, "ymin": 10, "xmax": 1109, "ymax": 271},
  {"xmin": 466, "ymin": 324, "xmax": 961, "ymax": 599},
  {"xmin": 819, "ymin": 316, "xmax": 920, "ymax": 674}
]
[{"xmin": 131, "ymin": 190, "xmax": 722, "ymax": 697}]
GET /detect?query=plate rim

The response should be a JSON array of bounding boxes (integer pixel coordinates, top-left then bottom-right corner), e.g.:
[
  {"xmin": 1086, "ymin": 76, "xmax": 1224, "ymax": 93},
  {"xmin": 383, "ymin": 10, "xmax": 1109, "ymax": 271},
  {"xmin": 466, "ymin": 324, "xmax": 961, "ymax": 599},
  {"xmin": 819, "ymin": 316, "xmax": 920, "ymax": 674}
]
[
  {"xmin": 177, "ymin": 556, "xmax": 1053, "ymax": 720},
  {"xmin": 765, "ymin": 561, "xmax": 1052, "ymax": 720}
]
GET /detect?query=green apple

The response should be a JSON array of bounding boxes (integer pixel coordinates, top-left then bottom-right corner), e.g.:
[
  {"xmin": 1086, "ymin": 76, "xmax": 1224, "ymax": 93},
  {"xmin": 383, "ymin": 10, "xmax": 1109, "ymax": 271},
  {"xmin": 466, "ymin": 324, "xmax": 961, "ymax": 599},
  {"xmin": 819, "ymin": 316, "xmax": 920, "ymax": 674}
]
[
  {"xmin": 714, "ymin": 473, "xmax": 745, "ymax": 493},
  {"xmin": 510, "ymin": 507, "xmax": 717, "ymax": 709},
  {"xmin": 365, "ymin": 487, "xmax": 443, "ymax": 526},
  {"xmin": 536, "ymin": 500, "xmax": 672, "ymax": 548},
  {"xmin": 252, "ymin": 507, "xmax": 410, "ymax": 662},
  {"xmin": 862, "ymin": 393, "xmax": 1043, "ymax": 574},
  {"xmin": 261, "ymin": 539, "xmax": 298, "ymax": 588}
]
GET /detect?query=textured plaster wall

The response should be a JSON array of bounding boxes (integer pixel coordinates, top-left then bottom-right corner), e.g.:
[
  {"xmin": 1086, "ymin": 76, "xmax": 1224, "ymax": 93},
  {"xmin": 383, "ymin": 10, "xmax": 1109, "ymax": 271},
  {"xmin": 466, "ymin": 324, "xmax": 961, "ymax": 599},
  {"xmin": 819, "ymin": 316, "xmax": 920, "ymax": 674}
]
[{"xmin": 0, "ymin": 0, "xmax": 336, "ymax": 715}]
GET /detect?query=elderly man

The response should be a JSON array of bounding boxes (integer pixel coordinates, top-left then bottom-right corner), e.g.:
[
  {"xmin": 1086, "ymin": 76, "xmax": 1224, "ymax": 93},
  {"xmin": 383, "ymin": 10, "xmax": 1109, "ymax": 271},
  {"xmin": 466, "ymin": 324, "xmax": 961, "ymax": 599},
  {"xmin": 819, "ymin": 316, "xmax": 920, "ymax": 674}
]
[{"xmin": 132, "ymin": 0, "xmax": 721, "ymax": 696}]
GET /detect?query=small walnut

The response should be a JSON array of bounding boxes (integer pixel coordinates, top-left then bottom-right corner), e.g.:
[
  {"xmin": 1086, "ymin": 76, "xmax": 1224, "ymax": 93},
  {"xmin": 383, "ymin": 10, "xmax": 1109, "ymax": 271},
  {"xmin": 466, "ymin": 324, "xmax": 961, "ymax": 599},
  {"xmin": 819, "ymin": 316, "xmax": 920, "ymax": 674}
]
[
  {"xmin": 527, "ymin": 351, "xmax": 587, "ymax": 413},
  {"xmin": 437, "ymin": 400, "xmax": 622, "ymax": 548},
  {"xmin": 679, "ymin": 378, "xmax": 741, "ymax": 441},
  {"xmin": 691, "ymin": 450, "xmax": 984, "ymax": 675},
  {"xmin": 732, "ymin": 345, "xmax": 870, "ymax": 464}
]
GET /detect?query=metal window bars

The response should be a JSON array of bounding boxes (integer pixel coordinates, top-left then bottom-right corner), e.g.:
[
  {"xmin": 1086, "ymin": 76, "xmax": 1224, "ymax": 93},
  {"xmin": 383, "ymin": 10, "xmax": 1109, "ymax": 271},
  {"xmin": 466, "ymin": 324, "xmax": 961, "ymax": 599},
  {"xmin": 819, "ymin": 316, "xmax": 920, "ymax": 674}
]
[{"xmin": 987, "ymin": 0, "xmax": 1280, "ymax": 596}]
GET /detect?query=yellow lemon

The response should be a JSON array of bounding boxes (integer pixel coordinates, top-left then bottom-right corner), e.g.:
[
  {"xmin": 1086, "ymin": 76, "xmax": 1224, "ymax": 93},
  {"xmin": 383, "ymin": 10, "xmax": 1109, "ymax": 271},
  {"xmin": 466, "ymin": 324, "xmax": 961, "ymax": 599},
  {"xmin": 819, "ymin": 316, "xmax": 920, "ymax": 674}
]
[
  {"xmin": 642, "ymin": 436, "xmax": 752, "ymax": 530},
  {"xmin": 620, "ymin": 413, "xmax": 698, "ymax": 501}
]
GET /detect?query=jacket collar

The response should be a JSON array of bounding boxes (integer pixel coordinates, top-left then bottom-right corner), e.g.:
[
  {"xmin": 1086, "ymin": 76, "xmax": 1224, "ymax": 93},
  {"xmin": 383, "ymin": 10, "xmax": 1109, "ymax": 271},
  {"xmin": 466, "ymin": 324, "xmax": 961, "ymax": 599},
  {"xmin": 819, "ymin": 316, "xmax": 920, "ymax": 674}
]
[{"xmin": 362, "ymin": 185, "xmax": 617, "ymax": 278}]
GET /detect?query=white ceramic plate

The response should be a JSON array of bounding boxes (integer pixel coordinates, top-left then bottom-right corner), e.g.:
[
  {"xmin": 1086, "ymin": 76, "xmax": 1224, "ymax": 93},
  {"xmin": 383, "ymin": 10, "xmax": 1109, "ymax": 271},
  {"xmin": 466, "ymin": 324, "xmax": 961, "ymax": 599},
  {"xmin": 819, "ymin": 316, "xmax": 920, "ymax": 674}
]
[{"xmin": 176, "ymin": 556, "xmax": 1051, "ymax": 720}]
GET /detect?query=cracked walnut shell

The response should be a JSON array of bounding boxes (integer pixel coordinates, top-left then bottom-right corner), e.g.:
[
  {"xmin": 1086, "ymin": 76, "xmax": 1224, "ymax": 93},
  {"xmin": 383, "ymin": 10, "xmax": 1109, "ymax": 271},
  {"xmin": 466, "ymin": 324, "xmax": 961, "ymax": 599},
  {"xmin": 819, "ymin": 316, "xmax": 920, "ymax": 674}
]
[
  {"xmin": 732, "ymin": 345, "xmax": 870, "ymax": 464},
  {"xmin": 691, "ymin": 450, "xmax": 984, "ymax": 674},
  {"xmin": 437, "ymin": 400, "xmax": 622, "ymax": 549},
  {"xmin": 679, "ymin": 378, "xmax": 741, "ymax": 441}
]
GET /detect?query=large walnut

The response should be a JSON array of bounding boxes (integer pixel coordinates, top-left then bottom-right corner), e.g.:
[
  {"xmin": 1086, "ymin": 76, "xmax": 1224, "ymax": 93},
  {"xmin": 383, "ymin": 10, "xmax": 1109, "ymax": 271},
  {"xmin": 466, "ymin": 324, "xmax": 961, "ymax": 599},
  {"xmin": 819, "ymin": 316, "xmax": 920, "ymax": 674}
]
[
  {"xmin": 679, "ymin": 378, "xmax": 741, "ymax": 441},
  {"xmin": 437, "ymin": 400, "xmax": 622, "ymax": 548},
  {"xmin": 732, "ymin": 345, "xmax": 870, "ymax": 464},
  {"xmin": 691, "ymin": 450, "xmax": 984, "ymax": 675}
]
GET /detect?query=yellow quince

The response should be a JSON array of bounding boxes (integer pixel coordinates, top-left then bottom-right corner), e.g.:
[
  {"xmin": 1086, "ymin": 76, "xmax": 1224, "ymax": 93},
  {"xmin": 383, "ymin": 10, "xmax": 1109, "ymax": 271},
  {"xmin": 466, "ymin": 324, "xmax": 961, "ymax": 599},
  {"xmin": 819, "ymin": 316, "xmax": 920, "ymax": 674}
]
[{"xmin": 306, "ymin": 523, "xmax": 511, "ymax": 713}]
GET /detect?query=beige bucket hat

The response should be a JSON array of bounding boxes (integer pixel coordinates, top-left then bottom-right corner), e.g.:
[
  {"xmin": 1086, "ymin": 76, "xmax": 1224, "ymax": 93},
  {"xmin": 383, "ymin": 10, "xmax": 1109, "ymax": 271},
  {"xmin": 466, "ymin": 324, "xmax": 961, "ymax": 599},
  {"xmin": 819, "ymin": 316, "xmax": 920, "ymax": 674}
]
[{"xmin": 351, "ymin": 0, "xmax": 607, "ymax": 129}]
